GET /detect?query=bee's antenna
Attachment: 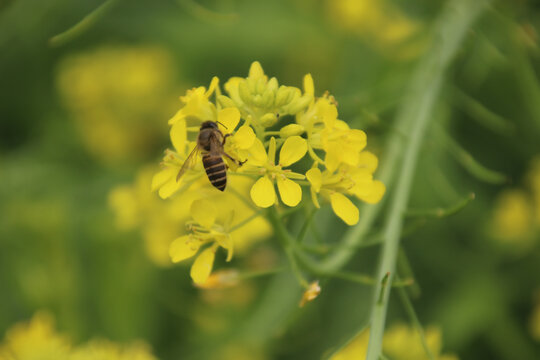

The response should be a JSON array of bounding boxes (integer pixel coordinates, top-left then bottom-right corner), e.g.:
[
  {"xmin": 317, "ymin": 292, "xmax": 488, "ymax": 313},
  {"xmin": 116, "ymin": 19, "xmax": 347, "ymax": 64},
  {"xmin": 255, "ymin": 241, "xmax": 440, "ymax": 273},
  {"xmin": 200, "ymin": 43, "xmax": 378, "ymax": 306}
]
[{"xmin": 216, "ymin": 120, "xmax": 228, "ymax": 130}]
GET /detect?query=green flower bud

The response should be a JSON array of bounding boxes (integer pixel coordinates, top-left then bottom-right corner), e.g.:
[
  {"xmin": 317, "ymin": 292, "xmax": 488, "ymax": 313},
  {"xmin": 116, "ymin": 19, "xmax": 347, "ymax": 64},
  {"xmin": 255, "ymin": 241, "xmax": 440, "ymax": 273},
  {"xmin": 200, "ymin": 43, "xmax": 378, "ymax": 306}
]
[
  {"xmin": 261, "ymin": 88, "xmax": 275, "ymax": 108},
  {"xmin": 260, "ymin": 113, "xmax": 278, "ymax": 127},
  {"xmin": 267, "ymin": 77, "xmax": 278, "ymax": 92},
  {"xmin": 238, "ymin": 81, "xmax": 252, "ymax": 105},
  {"xmin": 279, "ymin": 124, "xmax": 305, "ymax": 138},
  {"xmin": 285, "ymin": 94, "xmax": 313, "ymax": 115},
  {"xmin": 275, "ymin": 86, "xmax": 293, "ymax": 107}
]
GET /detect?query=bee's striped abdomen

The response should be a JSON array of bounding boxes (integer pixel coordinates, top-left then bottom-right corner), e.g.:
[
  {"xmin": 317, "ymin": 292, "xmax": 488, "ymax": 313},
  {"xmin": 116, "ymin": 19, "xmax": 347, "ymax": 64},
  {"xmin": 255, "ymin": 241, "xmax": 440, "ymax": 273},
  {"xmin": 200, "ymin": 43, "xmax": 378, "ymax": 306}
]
[{"xmin": 202, "ymin": 154, "xmax": 227, "ymax": 191}]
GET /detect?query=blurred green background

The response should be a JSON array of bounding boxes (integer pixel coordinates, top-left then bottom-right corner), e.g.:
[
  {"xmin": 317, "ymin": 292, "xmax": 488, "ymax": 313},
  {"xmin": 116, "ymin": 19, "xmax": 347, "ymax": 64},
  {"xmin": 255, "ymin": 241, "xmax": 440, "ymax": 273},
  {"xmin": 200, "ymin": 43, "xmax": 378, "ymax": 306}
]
[{"xmin": 1, "ymin": 0, "xmax": 540, "ymax": 359}]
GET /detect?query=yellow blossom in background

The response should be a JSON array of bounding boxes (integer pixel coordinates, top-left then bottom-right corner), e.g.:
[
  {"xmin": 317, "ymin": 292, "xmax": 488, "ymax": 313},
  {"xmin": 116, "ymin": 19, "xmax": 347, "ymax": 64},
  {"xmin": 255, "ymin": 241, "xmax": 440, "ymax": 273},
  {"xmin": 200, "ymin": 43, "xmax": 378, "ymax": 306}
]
[
  {"xmin": 490, "ymin": 156, "xmax": 540, "ymax": 247},
  {"xmin": 56, "ymin": 46, "xmax": 179, "ymax": 165},
  {"xmin": 0, "ymin": 312, "xmax": 71, "ymax": 360},
  {"xmin": 0, "ymin": 312, "xmax": 157, "ymax": 360},
  {"xmin": 491, "ymin": 189, "xmax": 533, "ymax": 242},
  {"xmin": 331, "ymin": 324, "xmax": 458, "ymax": 360},
  {"xmin": 70, "ymin": 340, "xmax": 157, "ymax": 360},
  {"xmin": 327, "ymin": 0, "xmax": 424, "ymax": 59},
  {"xmin": 383, "ymin": 324, "xmax": 458, "ymax": 360}
]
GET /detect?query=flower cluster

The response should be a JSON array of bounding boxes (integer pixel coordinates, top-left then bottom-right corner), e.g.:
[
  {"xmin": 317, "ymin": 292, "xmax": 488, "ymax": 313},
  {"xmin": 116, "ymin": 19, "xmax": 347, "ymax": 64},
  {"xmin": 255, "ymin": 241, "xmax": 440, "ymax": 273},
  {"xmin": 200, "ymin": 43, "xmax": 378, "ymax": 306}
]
[
  {"xmin": 151, "ymin": 61, "xmax": 385, "ymax": 284},
  {"xmin": 0, "ymin": 312, "xmax": 157, "ymax": 360},
  {"xmin": 331, "ymin": 324, "xmax": 458, "ymax": 360}
]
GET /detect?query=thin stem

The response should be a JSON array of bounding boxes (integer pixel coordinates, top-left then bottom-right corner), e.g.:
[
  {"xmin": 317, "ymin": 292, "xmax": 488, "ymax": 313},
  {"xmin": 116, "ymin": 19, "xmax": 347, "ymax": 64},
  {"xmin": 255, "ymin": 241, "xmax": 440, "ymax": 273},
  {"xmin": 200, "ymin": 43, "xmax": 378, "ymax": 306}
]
[
  {"xmin": 230, "ymin": 210, "xmax": 263, "ymax": 233},
  {"xmin": 238, "ymin": 267, "xmax": 286, "ymax": 280},
  {"xmin": 267, "ymin": 206, "xmax": 309, "ymax": 288},
  {"xmin": 396, "ymin": 276, "xmax": 435, "ymax": 360},
  {"xmin": 405, "ymin": 192, "xmax": 475, "ymax": 218},
  {"xmin": 366, "ymin": 1, "xmax": 491, "ymax": 359},
  {"xmin": 49, "ymin": 0, "xmax": 120, "ymax": 47}
]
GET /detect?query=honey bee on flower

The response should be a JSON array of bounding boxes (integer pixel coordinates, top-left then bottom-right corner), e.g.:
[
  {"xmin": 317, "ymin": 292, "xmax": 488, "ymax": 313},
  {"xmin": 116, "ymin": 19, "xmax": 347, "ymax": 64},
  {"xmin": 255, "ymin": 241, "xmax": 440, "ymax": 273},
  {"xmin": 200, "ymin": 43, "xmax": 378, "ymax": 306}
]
[{"xmin": 147, "ymin": 61, "xmax": 385, "ymax": 286}]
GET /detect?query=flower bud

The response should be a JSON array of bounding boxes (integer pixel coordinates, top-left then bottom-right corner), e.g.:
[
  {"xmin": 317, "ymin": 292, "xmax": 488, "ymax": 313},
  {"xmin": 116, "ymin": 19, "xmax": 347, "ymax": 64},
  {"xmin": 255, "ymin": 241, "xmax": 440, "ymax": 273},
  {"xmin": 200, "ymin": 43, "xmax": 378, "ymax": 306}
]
[
  {"xmin": 260, "ymin": 113, "xmax": 278, "ymax": 127},
  {"xmin": 279, "ymin": 124, "xmax": 305, "ymax": 138},
  {"xmin": 285, "ymin": 94, "xmax": 313, "ymax": 115},
  {"xmin": 238, "ymin": 81, "xmax": 252, "ymax": 105}
]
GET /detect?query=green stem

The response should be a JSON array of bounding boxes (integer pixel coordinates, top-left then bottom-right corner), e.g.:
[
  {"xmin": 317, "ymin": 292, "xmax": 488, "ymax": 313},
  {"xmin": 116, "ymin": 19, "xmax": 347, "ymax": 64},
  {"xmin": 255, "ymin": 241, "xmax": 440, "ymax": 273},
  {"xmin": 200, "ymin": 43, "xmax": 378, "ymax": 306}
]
[
  {"xmin": 366, "ymin": 1, "xmax": 491, "ymax": 359},
  {"xmin": 267, "ymin": 206, "xmax": 309, "ymax": 288},
  {"xmin": 49, "ymin": 0, "xmax": 120, "ymax": 47},
  {"xmin": 396, "ymin": 276, "xmax": 435, "ymax": 360}
]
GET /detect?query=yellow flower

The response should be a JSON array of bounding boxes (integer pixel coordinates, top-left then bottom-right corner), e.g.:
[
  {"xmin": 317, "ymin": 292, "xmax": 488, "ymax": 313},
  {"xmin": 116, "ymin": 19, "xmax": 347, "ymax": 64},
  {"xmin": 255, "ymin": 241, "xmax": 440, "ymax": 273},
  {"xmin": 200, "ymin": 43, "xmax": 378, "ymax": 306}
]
[
  {"xmin": 331, "ymin": 324, "xmax": 458, "ymax": 360},
  {"xmin": 169, "ymin": 199, "xmax": 236, "ymax": 284},
  {"xmin": 306, "ymin": 154, "xmax": 385, "ymax": 225},
  {"xmin": 56, "ymin": 46, "xmax": 178, "ymax": 165},
  {"xmin": 0, "ymin": 312, "xmax": 71, "ymax": 360},
  {"xmin": 168, "ymin": 76, "xmax": 219, "ymax": 125},
  {"xmin": 70, "ymin": 339, "xmax": 157, "ymax": 360},
  {"xmin": 244, "ymin": 136, "xmax": 307, "ymax": 208},
  {"xmin": 327, "ymin": 0, "xmax": 424, "ymax": 59},
  {"xmin": 491, "ymin": 189, "xmax": 534, "ymax": 243}
]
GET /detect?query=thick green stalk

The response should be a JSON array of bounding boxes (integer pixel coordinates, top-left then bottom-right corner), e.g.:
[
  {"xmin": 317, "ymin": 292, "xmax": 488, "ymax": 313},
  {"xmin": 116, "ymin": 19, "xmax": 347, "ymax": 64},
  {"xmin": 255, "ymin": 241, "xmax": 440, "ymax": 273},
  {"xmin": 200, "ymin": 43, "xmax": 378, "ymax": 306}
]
[{"xmin": 366, "ymin": 1, "xmax": 491, "ymax": 359}]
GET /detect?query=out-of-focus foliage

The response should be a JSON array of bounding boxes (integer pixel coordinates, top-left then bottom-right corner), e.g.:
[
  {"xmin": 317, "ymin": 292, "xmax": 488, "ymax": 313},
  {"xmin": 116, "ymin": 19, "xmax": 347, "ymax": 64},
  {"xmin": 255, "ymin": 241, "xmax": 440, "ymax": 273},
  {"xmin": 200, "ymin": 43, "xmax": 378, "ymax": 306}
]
[{"xmin": 1, "ymin": 0, "xmax": 540, "ymax": 359}]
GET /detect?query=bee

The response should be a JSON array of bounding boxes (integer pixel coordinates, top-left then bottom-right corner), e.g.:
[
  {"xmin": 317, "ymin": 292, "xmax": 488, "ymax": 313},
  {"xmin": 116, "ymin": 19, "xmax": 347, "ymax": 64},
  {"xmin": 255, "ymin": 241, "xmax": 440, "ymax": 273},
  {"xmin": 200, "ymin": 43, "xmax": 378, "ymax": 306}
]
[{"xmin": 176, "ymin": 121, "xmax": 244, "ymax": 191}]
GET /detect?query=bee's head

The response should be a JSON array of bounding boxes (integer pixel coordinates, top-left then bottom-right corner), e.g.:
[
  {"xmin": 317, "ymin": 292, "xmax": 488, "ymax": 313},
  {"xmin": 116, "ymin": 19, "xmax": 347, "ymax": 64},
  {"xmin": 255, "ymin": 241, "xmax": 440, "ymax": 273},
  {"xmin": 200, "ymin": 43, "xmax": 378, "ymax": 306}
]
[{"xmin": 200, "ymin": 121, "xmax": 218, "ymax": 130}]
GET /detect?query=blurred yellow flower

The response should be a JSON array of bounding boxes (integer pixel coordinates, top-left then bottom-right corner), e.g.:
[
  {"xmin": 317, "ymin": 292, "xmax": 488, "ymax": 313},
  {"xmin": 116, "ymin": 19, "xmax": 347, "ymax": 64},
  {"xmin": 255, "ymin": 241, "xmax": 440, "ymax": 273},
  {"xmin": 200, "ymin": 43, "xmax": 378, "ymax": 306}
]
[
  {"xmin": 491, "ymin": 189, "xmax": 533, "ymax": 242},
  {"xmin": 327, "ymin": 0, "xmax": 424, "ymax": 59},
  {"xmin": 56, "ymin": 46, "xmax": 179, "ymax": 165},
  {"xmin": 331, "ymin": 324, "xmax": 458, "ymax": 360},
  {"xmin": 70, "ymin": 340, "xmax": 157, "ymax": 360},
  {"xmin": 0, "ymin": 312, "xmax": 71, "ymax": 360},
  {"xmin": 0, "ymin": 312, "xmax": 157, "ymax": 360}
]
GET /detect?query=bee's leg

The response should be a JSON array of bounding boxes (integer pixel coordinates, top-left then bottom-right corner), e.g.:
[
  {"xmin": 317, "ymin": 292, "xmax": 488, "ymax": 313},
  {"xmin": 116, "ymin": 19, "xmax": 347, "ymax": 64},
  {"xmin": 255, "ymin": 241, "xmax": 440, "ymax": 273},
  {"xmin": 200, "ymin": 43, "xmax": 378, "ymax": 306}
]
[
  {"xmin": 224, "ymin": 152, "xmax": 247, "ymax": 166},
  {"xmin": 222, "ymin": 133, "xmax": 231, "ymax": 145}
]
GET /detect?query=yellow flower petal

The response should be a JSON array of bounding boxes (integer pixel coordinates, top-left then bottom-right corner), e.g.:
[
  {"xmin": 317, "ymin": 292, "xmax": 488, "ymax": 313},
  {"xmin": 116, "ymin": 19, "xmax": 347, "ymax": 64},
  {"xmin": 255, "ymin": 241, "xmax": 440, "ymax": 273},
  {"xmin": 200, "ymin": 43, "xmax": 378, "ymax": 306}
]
[
  {"xmin": 331, "ymin": 192, "xmax": 359, "ymax": 225},
  {"xmin": 205, "ymin": 76, "xmax": 219, "ymax": 97},
  {"xmin": 215, "ymin": 234, "xmax": 234, "ymax": 262},
  {"xmin": 306, "ymin": 168, "xmax": 322, "ymax": 192},
  {"xmin": 279, "ymin": 136, "xmax": 307, "ymax": 167},
  {"xmin": 358, "ymin": 151, "xmax": 379, "ymax": 173},
  {"xmin": 358, "ymin": 180, "xmax": 386, "ymax": 204},
  {"xmin": 303, "ymin": 73, "xmax": 314, "ymax": 96},
  {"xmin": 250, "ymin": 176, "xmax": 276, "ymax": 208},
  {"xmin": 277, "ymin": 177, "xmax": 302, "ymax": 207},
  {"xmin": 170, "ymin": 235, "xmax": 201, "ymax": 263},
  {"xmin": 233, "ymin": 125, "xmax": 256, "ymax": 149},
  {"xmin": 190, "ymin": 247, "xmax": 216, "ymax": 284},
  {"xmin": 247, "ymin": 138, "xmax": 268, "ymax": 166},
  {"xmin": 217, "ymin": 107, "xmax": 240, "ymax": 133},
  {"xmin": 170, "ymin": 119, "xmax": 187, "ymax": 153},
  {"xmin": 158, "ymin": 176, "xmax": 182, "ymax": 199},
  {"xmin": 151, "ymin": 168, "xmax": 175, "ymax": 192},
  {"xmin": 191, "ymin": 199, "xmax": 216, "ymax": 229}
]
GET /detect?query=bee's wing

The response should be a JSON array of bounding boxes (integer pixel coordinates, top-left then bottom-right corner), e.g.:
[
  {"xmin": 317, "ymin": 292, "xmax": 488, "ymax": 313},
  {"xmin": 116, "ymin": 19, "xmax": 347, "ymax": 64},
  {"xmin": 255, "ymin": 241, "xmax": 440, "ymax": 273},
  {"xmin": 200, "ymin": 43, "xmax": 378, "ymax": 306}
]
[
  {"xmin": 208, "ymin": 133, "xmax": 224, "ymax": 156},
  {"xmin": 176, "ymin": 144, "xmax": 200, "ymax": 182}
]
